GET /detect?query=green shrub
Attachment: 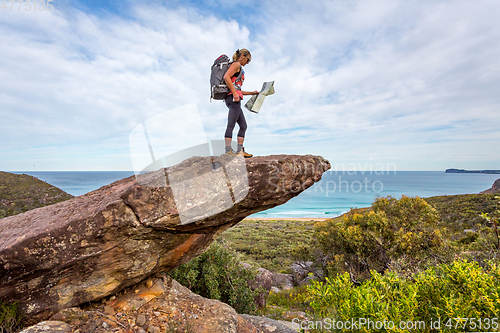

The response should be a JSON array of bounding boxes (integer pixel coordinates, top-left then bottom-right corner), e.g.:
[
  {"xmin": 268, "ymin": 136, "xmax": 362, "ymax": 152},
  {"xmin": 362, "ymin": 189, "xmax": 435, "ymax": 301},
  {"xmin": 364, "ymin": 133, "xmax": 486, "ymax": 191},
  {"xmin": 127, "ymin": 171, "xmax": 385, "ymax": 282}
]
[
  {"xmin": 0, "ymin": 300, "xmax": 24, "ymax": 333},
  {"xmin": 313, "ymin": 196, "xmax": 449, "ymax": 281},
  {"xmin": 266, "ymin": 285, "xmax": 310, "ymax": 314},
  {"xmin": 457, "ymin": 232, "xmax": 479, "ymax": 245},
  {"xmin": 306, "ymin": 260, "xmax": 500, "ymax": 332},
  {"xmin": 167, "ymin": 241, "xmax": 259, "ymax": 314}
]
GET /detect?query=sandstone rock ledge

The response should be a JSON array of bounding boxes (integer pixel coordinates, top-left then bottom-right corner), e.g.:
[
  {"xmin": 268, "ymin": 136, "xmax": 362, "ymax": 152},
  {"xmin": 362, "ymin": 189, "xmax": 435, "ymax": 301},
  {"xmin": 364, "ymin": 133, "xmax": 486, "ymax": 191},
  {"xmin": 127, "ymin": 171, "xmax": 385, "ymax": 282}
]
[
  {"xmin": 20, "ymin": 274, "xmax": 298, "ymax": 333},
  {"xmin": 0, "ymin": 154, "xmax": 330, "ymax": 323}
]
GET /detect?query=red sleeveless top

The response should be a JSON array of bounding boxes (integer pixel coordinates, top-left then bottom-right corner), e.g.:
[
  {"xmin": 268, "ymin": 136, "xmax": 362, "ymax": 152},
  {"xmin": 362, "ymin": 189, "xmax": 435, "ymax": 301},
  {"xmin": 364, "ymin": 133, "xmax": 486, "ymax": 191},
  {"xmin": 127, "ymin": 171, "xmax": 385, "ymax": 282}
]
[{"xmin": 228, "ymin": 70, "xmax": 244, "ymax": 99}]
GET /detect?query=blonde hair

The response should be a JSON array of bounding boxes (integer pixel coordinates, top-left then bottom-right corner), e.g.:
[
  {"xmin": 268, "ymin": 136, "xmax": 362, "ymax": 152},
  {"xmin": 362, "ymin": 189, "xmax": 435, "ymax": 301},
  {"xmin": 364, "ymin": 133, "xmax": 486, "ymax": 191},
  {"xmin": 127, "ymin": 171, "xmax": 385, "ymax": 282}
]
[{"xmin": 232, "ymin": 49, "xmax": 251, "ymax": 62}]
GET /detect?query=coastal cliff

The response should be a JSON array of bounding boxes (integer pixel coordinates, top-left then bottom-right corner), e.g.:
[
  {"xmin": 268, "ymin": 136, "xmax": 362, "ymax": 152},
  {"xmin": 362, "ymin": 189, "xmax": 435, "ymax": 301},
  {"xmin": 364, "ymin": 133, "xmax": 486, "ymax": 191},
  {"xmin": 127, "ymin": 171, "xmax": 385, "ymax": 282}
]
[{"xmin": 481, "ymin": 178, "xmax": 500, "ymax": 194}]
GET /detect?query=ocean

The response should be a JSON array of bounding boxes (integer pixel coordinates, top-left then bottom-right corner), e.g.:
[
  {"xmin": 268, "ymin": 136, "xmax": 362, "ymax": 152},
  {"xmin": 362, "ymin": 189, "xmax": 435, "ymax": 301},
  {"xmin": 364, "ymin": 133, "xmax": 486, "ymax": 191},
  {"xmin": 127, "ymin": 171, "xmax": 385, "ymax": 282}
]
[{"xmin": 12, "ymin": 171, "xmax": 499, "ymax": 219}]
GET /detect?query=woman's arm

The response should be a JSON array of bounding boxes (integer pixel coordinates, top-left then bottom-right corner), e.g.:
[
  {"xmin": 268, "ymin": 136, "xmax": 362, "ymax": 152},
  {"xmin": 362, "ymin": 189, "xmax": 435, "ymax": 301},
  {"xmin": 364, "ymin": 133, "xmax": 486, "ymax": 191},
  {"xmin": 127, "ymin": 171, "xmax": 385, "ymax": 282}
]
[
  {"xmin": 242, "ymin": 90, "xmax": 259, "ymax": 95},
  {"xmin": 223, "ymin": 62, "xmax": 241, "ymax": 100}
]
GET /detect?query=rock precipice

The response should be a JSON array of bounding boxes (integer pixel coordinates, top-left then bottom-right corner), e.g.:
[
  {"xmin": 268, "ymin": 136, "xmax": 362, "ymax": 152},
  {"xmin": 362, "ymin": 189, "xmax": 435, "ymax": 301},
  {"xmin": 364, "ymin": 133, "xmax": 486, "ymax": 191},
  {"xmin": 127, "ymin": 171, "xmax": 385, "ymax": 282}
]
[{"xmin": 0, "ymin": 154, "xmax": 330, "ymax": 321}]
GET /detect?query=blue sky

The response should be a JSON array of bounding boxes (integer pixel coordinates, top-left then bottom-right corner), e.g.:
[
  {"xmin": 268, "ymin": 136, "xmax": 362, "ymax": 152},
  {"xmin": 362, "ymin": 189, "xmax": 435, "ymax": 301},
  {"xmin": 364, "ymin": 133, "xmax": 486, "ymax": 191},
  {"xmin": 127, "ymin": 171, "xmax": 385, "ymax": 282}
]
[{"xmin": 1, "ymin": 0, "xmax": 499, "ymax": 171}]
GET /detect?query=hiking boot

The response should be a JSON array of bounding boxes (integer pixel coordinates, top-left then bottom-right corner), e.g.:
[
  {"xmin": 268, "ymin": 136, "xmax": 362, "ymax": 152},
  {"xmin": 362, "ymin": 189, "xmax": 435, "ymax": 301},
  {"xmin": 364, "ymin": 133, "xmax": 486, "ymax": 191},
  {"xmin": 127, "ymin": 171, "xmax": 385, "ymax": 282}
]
[
  {"xmin": 238, "ymin": 147, "xmax": 253, "ymax": 158},
  {"xmin": 226, "ymin": 148, "xmax": 240, "ymax": 156}
]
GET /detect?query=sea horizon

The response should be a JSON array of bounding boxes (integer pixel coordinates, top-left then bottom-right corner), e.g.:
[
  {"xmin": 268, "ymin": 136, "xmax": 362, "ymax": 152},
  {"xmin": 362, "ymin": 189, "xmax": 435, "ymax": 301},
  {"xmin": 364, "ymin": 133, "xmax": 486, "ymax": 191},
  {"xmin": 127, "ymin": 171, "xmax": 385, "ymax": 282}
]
[{"xmin": 9, "ymin": 170, "xmax": 499, "ymax": 219}]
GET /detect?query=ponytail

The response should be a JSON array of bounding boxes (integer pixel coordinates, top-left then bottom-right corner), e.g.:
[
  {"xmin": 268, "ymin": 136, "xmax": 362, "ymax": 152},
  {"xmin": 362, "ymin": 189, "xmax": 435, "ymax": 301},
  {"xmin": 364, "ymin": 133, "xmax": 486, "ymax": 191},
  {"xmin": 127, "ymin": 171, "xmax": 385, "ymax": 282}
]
[{"xmin": 232, "ymin": 48, "xmax": 251, "ymax": 62}]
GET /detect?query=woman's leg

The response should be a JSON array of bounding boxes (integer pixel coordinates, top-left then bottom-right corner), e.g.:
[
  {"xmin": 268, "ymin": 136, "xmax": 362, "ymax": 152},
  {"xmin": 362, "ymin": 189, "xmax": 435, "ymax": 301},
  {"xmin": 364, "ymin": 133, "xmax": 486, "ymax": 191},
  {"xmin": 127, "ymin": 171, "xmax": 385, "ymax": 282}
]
[
  {"xmin": 235, "ymin": 111, "xmax": 247, "ymax": 151},
  {"xmin": 236, "ymin": 111, "xmax": 247, "ymax": 140},
  {"xmin": 224, "ymin": 96, "xmax": 240, "ymax": 138},
  {"xmin": 224, "ymin": 95, "xmax": 252, "ymax": 157},
  {"xmin": 225, "ymin": 95, "xmax": 243, "ymax": 151}
]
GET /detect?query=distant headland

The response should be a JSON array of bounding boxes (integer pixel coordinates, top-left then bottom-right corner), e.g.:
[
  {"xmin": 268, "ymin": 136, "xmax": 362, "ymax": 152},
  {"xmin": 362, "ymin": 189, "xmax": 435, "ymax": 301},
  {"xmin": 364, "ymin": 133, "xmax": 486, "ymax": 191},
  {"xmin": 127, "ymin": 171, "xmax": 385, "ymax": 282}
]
[{"xmin": 446, "ymin": 168, "xmax": 500, "ymax": 174}]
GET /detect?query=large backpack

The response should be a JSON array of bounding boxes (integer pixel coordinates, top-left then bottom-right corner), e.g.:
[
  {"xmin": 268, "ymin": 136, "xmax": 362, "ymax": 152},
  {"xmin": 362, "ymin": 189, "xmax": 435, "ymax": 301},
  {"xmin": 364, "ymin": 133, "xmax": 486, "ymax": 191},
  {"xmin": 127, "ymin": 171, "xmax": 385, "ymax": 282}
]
[{"xmin": 210, "ymin": 54, "xmax": 243, "ymax": 100}]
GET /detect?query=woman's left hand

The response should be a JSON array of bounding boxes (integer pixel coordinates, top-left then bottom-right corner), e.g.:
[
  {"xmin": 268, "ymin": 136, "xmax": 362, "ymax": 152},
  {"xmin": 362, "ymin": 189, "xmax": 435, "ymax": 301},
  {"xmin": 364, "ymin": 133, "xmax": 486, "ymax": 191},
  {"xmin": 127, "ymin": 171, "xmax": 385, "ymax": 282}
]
[{"xmin": 252, "ymin": 91, "xmax": 259, "ymax": 95}]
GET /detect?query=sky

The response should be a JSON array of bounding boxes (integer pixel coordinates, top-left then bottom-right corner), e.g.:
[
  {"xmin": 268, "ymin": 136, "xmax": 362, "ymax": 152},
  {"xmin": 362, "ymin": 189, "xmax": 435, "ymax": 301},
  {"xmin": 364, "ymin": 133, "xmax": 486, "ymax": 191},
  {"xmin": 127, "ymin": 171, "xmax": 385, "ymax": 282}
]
[{"xmin": 1, "ymin": 0, "xmax": 499, "ymax": 171}]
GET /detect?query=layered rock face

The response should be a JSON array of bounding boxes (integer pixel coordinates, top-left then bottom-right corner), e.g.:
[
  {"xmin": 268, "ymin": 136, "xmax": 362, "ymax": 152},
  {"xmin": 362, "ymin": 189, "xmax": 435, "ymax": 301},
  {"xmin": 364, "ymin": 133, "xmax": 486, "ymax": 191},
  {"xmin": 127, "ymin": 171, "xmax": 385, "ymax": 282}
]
[{"xmin": 0, "ymin": 154, "xmax": 330, "ymax": 321}]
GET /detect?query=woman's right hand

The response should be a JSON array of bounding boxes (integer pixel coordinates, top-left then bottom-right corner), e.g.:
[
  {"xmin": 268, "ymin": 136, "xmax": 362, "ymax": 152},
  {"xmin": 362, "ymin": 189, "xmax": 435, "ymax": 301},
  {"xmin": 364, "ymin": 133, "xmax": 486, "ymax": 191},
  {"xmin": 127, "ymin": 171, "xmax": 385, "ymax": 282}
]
[{"xmin": 233, "ymin": 94, "xmax": 240, "ymax": 102}]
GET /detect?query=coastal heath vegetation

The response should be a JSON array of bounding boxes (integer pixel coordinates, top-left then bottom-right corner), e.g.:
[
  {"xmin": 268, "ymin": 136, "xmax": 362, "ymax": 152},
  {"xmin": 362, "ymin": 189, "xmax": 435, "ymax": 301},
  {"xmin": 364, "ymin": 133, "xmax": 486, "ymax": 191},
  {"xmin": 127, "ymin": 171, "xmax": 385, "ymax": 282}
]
[
  {"xmin": 426, "ymin": 193, "xmax": 500, "ymax": 264},
  {"xmin": 268, "ymin": 195, "xmax": 500, "ymax": 331},
  {"xmin": 0, "ymin": 172, "xmax": 73, "ymax": 218},
  {"xmin": 302, "ymin": 196, "xmax": 450, "ymax": 282},
  {"xmin": 219, "ymin": 219, "xmax": 316, "ymax": 272},
  {"xmin": 305, "ymin": 260, "xmax": 500, "ymax": 332},
  {"xmin": 479, "ymin": 196, "xmax": 500, "ymax": 250}
]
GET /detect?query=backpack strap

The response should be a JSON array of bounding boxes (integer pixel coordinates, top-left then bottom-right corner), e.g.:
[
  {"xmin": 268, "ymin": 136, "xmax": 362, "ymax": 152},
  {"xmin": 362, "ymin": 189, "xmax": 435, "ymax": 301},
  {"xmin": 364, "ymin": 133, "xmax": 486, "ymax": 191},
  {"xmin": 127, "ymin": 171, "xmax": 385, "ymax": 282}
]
[
  {"xmin": 234, "ymin": 69, "xmax": 244, "ymax": 85},
  {"xmin": 232, "ymin": 66, "xmax": 244, "ymax": 90}
]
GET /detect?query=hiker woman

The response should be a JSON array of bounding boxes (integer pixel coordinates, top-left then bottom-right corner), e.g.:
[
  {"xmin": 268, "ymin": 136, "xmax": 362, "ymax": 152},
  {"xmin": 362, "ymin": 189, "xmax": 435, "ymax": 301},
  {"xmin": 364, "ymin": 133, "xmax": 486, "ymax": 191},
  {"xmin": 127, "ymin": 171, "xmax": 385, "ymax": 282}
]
[{"xmin": 224, "ymin": 49, "xmax": 259, "ymax": 157}]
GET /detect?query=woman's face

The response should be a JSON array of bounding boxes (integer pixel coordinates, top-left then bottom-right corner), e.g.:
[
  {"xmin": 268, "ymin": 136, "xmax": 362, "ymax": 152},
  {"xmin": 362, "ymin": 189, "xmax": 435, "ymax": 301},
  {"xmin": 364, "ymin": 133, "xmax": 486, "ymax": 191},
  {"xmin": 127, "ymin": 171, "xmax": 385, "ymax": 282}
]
[{"xmin": 240, "ymin": 54, "xmax": 251, "ymax": 66}]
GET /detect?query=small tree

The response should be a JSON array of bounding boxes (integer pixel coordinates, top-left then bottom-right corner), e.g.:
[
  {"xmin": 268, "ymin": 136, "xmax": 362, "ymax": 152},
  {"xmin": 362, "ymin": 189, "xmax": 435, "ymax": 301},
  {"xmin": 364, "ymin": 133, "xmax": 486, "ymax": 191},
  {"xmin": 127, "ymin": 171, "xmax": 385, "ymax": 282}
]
[{"xmin": 313, "ymin": 196, "xmax": 448, "ymax": 281}]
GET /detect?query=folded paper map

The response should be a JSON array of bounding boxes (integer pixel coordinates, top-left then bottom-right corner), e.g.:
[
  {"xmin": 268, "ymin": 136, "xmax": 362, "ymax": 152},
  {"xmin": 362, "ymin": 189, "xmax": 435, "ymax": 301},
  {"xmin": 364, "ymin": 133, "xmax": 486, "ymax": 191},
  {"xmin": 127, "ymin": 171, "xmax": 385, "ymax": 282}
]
[{"xmin": 244, "ymin": 81, "xmax": 275, "ymax": 113}]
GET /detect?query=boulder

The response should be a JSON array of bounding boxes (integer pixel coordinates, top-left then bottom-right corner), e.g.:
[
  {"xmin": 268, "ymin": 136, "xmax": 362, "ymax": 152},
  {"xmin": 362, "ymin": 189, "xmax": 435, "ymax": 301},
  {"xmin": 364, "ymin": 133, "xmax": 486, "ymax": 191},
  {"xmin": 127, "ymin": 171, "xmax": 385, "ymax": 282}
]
[
  {"xmin": 19, "ymin": 275, "xmax": 299, "ymax": 333},
  {"xmin": 19, "ymin": 321, "xmax": 72, "ymax": 333},
  {"xmin": 0, "ymin": 154, "xmax": 330, "ymax": 322},
  {"xmin": 272, "ymin": 273, "xmax": 294, "ymax": 290},
  {"xmin": 240, "ymin": 314, "xmax": 298, "ymax": 333},
  {"xmin": 252, "ymin": 268, "xmax": 274, "ymax": 308},
  {"xmin": 243, "ymin": 265, "xmax": 294, "ymax": 307},
  {"xmin": 291, "ymin": 261, "xmax": 324, "ymax": 286}
]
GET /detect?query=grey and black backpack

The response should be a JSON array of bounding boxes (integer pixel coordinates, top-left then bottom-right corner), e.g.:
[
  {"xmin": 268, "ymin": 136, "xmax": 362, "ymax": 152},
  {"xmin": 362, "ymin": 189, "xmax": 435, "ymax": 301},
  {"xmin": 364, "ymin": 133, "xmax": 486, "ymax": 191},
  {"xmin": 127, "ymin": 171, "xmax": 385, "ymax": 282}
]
[{"xmin": 210, "ymin": 54, "xmax": 243, "ymax": 100}]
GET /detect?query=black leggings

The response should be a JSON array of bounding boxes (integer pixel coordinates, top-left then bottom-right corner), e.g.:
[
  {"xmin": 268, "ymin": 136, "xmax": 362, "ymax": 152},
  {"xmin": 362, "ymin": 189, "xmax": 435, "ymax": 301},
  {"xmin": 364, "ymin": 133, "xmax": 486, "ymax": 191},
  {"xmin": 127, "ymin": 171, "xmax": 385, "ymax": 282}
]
[{"xmin": 224, "ymin": 94, "xmax": 247, "ymax": 139}]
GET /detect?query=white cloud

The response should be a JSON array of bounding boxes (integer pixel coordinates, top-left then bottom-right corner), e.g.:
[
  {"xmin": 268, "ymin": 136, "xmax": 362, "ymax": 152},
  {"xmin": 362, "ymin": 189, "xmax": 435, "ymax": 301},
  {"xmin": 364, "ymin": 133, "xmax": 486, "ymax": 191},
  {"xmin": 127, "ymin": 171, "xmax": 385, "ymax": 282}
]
[
  {"xmin": 0, "ymin": 0, "xmax": 499, "ymax": 171},
  {"xmin": 0, "ymin": 4, "xmax": 250, "ymax": 170},
  {"xmin": 244, "ymin": 1, "xmax": 500, "ymax": 166}
]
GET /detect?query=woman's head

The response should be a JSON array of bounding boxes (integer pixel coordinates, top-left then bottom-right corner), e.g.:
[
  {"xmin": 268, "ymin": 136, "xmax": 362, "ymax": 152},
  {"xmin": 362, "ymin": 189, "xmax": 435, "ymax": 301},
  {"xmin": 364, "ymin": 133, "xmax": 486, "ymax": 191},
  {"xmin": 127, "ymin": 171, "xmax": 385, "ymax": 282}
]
[{"xmin": 233, "ymin": 49, "xmax": 251, "ymax": 65}]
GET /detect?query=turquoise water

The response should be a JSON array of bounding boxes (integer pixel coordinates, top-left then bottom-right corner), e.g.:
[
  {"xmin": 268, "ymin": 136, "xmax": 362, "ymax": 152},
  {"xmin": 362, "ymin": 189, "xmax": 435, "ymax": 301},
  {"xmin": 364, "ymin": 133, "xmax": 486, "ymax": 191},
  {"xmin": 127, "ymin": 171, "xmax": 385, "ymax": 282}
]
[
  {"xmin": 254, "ymin": 171, "xmax": 500, "ymax": 218},
  {"xmin": 13, "ymin": 171, "xmax": 499, "ymax": 219}
]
